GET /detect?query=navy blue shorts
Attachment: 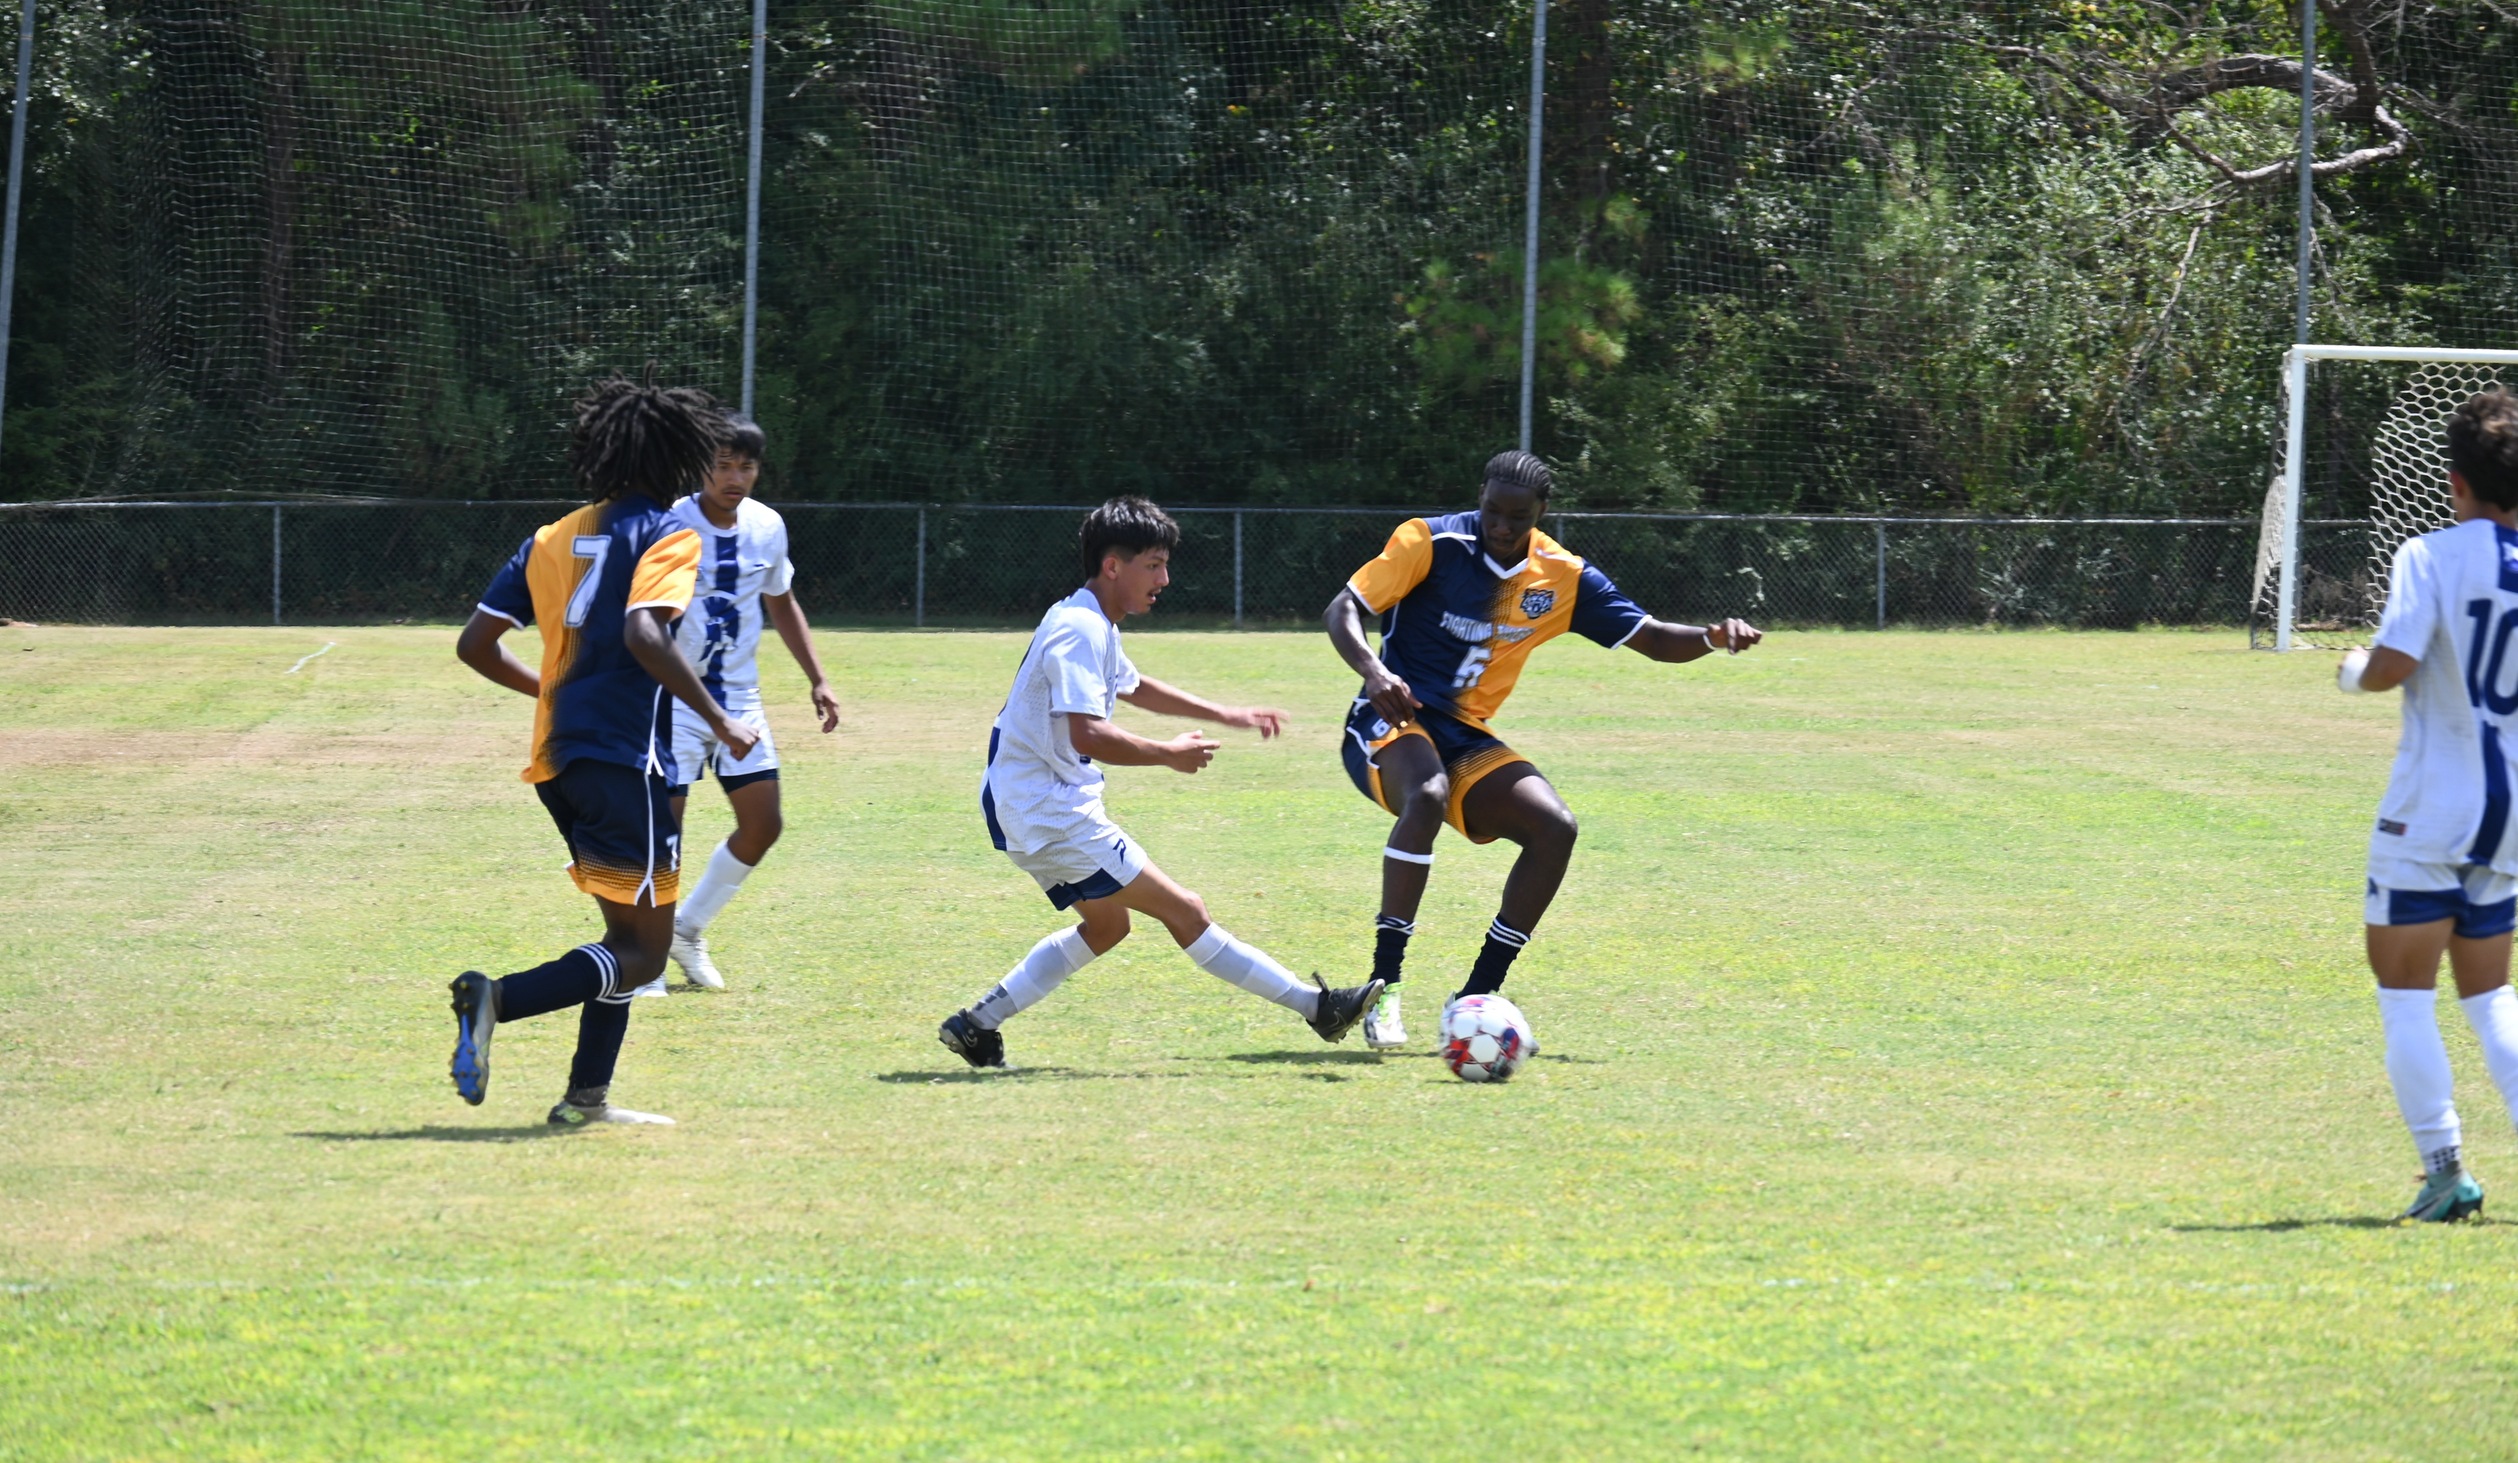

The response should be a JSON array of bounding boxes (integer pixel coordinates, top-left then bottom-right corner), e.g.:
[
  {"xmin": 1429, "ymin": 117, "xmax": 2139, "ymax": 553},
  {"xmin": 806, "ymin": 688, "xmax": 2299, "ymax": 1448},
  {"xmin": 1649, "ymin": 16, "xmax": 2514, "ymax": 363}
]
[
  {"xmin": 1340, "ymin": 700, "xmax": 1526, "ymax": 844},
  {"xmin": 536, "ymin": 758, "xmax": 682, "ymax": 907}
]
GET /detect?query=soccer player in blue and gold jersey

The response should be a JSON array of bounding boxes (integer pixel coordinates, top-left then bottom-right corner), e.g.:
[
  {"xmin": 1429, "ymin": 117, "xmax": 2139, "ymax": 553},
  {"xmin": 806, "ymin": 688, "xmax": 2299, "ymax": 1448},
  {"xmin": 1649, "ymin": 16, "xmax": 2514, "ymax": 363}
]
[
  {"xmin": 1324, "ymin": 450, "xmax": 1763, "ymax": 1047},
  {"xmin": 445, "ymin": 377, "xmax": 760, "ymax": 1126}
]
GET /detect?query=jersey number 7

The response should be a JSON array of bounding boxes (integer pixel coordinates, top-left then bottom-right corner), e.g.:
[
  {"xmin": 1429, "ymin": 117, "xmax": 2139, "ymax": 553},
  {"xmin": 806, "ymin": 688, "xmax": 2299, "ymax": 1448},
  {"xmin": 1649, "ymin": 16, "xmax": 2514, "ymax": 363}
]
[{"xmin": 565, "ymin": 536, "xmax": 613, "ymax": 628}]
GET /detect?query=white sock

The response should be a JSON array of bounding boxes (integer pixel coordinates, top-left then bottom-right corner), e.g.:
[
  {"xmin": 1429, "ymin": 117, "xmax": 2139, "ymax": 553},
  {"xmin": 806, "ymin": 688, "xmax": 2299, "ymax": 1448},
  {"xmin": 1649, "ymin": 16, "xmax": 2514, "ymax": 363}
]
[
  {"xmin": 968, "ymin": 927, "xmax": 1097, "ymax": 1030},
  {"xmin": 1184, "ymin": 925, "xmax": 1319, "ymax": 1018},
  {"xmin": 2460, "ymin": 985, "xmax": 2518, "ymax": 1133},
  {"xmin": 676, "ymin": 841, "xmax": 754, "ymax": 934},
  {"xmin": 2379, "ymin": 987, "xmax": 2464, "ymax": 1169}
]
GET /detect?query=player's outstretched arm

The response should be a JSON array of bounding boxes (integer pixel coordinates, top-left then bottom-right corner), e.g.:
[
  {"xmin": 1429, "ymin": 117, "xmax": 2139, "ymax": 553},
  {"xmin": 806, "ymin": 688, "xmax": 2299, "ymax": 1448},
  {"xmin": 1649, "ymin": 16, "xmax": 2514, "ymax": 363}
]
[
  {"xmin": 1625, "ymin": 616, "xmax": 1763, "ymax": 664},
  {"xmin": 763, "ymin": 589, "xmax": 840, "ymax": 732},
  {"xmin": 1118, "ymin": 676, "xmax": 1288, "ymax": 739},
  {"xmin": 1324, "ymin": 587, "xmax": 1419, "ymax": 725},
  {"xmin": 455, "ymin": 609, "xmax": 541, "ymax": 698},
  {"xmin": 1068, "ymin": 713, "xmax": 1219, "ymax": 773},
  {"xmin": 623, "ymin": 607, "xmax": 761, "ymax": 760}
]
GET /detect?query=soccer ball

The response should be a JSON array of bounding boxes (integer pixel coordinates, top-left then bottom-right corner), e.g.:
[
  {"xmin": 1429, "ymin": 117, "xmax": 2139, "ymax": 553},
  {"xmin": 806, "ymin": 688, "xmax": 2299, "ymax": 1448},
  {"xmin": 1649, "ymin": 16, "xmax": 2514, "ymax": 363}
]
[{"xmin": 1441, "ymin": 995, "xmax": 1536, "ymax": 1083}]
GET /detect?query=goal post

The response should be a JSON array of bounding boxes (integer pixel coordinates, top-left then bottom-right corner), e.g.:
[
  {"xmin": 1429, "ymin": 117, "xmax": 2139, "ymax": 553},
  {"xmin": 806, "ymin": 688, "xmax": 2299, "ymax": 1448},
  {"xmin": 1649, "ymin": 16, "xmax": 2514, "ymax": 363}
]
[{"xmin": 2258, "ymin": 344, "xmax": 2518, "ymax": 651}]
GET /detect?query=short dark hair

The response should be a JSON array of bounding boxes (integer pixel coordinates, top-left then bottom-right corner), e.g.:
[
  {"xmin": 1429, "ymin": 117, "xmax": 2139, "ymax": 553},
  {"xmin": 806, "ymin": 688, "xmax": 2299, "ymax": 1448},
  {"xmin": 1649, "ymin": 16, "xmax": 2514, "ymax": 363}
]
[
  {"xmin": 2449, "ymin": 388, "xmax": 2518, "ymax": 510},
  {"xmin": 1079, "ymin": 495, "xmax": 1180, "ymax": 582},
  {"xmin": 1483, "ymin": 448, "xmax": 1553, "ymax": 499},
  {"xmin": 720, "ymin": 415, "xmax": 767, "ymax": 462},
  {"xmin": 571, "ymin": 376, "xmax": 725, "ymax": 504}
]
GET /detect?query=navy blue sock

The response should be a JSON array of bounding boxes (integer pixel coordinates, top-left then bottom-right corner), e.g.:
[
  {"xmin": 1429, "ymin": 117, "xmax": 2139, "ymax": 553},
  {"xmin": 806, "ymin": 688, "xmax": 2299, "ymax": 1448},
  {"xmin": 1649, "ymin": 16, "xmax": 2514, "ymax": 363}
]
[
  {"xmin": 1372, "ymin": 916, "xmax": 1413, "ymax": 987},
  {"xmin": 568, "ymin": 994, "xmax": 633, "ymax": 1093},
  {"xmin": 1454, "ymin": 917, "xmax": 1530, "ymax": 1000},
  {"xmin": 493, "ymin": 944, "xmax": 616, "ymax": 1022}
]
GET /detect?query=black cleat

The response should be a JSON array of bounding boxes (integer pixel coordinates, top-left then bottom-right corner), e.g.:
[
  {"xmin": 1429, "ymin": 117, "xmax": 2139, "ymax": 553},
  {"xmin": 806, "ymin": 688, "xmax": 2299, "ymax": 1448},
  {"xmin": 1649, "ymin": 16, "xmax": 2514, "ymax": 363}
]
[
  {"xmin": 449, "ymin": 971, "xmax": 496, "ymax": 1106},
  {"xmin": 1306, "ymin": 975, "xmax": 1386, "ymax": 1043},
  {"xmin": 939, "ymin": 1010, "xmax": 1005, "ymax": 1068}
]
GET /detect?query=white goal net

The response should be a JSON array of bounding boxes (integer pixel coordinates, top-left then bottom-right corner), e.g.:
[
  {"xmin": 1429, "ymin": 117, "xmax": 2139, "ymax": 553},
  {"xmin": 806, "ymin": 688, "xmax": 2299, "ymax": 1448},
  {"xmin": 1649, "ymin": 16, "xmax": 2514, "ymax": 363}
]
[{"xmin": 2252, "ymin": 347, "xmax": 2518, "ymax": 650}]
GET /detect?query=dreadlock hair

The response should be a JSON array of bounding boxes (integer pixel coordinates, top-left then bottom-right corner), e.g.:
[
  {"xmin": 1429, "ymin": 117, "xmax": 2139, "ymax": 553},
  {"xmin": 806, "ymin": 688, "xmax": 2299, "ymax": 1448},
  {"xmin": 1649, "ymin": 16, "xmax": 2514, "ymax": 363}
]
[
  {"xmin": 2448, "ymin": 387, "xmax": 2518, "ymax": 510},
  {"xmin": 1483, "ymin": 448, "xmax": 1553, "ymax": 500},
  {"xmin": 570, "ymin": 375, "xmax": 726, "ymax": 505}
]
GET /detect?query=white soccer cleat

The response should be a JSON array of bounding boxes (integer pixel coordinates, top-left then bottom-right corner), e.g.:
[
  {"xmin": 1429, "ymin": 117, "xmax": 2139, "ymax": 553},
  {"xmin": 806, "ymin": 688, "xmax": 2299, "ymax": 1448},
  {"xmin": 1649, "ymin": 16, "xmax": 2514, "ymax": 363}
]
[
  {"xmin": 548, "ymin": 1098, "xmax": 675, "ymax": 1127},
  {"xmin": 1362, "ymin": 988, "xmax": 1408, "ymax": 1050},
  {"xmin": 627, "ymin": 975, "xmax": 668, "ymax": 999},
  {"xmin": 670, "ymin": 926, "xmax": 725, "ymax": 990}
]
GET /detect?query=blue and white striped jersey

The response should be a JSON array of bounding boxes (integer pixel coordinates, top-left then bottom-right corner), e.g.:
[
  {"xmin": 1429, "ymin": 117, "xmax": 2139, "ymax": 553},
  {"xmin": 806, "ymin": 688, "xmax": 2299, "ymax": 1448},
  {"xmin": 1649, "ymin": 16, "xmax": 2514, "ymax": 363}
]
[{"xmin": 2372, "ymin": 516, "xmax": 2518, "ymax": 872}]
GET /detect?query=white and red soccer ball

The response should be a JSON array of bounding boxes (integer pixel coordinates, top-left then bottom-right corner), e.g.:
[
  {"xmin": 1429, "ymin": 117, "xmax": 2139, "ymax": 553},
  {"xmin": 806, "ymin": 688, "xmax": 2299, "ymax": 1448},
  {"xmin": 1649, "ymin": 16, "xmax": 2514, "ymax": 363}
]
[{"xmin": 1441, "ymin": 994, "xmax": 1536, "ymax": 1083}]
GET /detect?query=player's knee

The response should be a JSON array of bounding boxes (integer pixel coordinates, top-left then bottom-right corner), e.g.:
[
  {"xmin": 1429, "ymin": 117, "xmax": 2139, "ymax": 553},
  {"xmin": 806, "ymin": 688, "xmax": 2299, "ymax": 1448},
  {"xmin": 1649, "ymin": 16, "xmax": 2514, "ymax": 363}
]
[
  {"xmin": 747, "ymin": 809, "xmax": 783, "ymax": 850},
  {"xmin": 1529, "ymin": 802, "xmax": 1578, "ymax": 855},
  {"xmin": 1399, "ymin": 776, "xmax": 1449, "ymax": 824},
  {"xmin": 1176, "ymin": 889, "xmax": 1211, "ymax": 931}
]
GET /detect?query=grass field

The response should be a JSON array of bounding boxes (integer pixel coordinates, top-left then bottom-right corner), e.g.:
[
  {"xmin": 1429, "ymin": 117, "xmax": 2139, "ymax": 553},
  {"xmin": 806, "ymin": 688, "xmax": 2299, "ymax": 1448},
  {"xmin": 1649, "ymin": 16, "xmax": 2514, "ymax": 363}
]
[{"xmin": 6, "ymin": 623, "xmax": 2517, "ymax": 1460}]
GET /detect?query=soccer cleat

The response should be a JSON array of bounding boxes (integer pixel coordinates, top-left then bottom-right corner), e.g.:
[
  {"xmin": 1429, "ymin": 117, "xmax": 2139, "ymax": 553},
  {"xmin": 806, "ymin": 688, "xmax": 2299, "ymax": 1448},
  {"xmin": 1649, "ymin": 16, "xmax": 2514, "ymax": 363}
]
[
  {"xmin": 2401, "ymin": 1167, "xmax": 2485, "ymax": 1223},
  {"xmin": 670, "ymin": 926, "xmax": 725, "ymax": 990},
  {"xmin": 547, "ymin": 1096, "xmax": 675, "ymax": 1127},
  {"xmin": 938, "ymin": 1010, "xmax": 1005, "ymax": 1069},
  {"xmin": 1307, "ymin": 975, "xmax": 1386, "ymax": 1043},
  {"xmin": 1362, "ymin": 987, "xmax": 1408, "ymax": 1050},
  {"xmin": 448, "ymin": 971, "xmax": 496, "ymax": 1106}
]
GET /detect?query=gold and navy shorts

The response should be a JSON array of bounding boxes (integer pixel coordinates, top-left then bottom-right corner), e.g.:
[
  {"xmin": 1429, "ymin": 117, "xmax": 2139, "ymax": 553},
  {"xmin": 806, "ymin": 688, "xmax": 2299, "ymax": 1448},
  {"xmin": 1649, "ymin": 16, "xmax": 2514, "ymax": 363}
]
[
  {"xmin": 1340, "ymin": 700, "xmax": 1526, "ymax": 845},
  {"xmin": 535, "ymin": 758, "xmax": 682, "ymax": 907}
]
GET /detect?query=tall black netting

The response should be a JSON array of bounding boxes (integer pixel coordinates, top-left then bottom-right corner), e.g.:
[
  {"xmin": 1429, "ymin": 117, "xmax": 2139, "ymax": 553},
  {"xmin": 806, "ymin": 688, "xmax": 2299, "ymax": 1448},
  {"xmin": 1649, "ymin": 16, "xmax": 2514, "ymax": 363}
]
[
  {"xmin": 3, "ymin": 3, "xmax": 2516, "ymax": 535},
  {"xmin": 7, "ymin": 0, "xmax": 744, "ymax": 500}
]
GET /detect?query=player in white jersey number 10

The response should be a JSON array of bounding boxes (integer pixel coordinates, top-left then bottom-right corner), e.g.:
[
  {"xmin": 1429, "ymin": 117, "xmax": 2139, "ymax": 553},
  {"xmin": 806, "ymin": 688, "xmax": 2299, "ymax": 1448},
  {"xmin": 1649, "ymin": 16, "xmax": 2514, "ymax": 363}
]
[
  {"xmin": 2341, "ymin": 386, "xmax": 2518, "ymax": 1222},
  {"xmin": 644, "ymin": 417, "xmax": 841, "ymax": 994}
]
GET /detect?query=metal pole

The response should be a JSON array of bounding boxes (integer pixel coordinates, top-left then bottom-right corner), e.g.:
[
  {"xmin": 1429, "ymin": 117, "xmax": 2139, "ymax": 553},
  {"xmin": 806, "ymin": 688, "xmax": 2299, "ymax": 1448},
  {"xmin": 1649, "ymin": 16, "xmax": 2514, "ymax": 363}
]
[
  {"xmin": 2276, "ymin": 346, "xmax": 2308, "ymax": 651},
  {"xmin": 0, "ymin": 0, "xmax": 35, "ymax": 463},
  {"xmin": 1233, "ymin": 510, "xmax": 1244, "ymax": 628},
  {"xmin": 271, "ymin": 506, "xmax": 283, "ymax": 625},
  {"xmin": 1516, "ymin": 0, "xmax": 1547, "ymax": 453},
  {"xmin": 740, "ymin": 0, "xmax": 766, "ymax": 418},
  {"xmin": 1875, "ymin": 521, "xmax": 1887, "ymax": 630},
  {"xmin": 2293, "ymin": 0, "xmax": 2316, "ymax": 346},
  {"xmin": 913, "ymin": 507, "xmax": 926, "ymax": 628}
]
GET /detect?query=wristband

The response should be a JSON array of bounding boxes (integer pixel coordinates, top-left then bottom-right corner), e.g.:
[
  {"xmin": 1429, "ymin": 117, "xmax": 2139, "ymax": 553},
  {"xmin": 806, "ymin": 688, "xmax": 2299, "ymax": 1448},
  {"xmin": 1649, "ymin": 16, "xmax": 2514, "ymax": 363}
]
[{"xmin": 2338, "ymin": 647, "xmax": 2371, "ymax": 694}]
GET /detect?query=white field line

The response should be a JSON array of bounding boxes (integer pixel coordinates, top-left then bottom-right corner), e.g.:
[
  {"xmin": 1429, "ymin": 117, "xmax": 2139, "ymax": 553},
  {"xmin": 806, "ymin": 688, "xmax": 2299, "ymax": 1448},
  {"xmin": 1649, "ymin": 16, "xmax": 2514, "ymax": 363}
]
[{"xmin": 284, "ymin": 642, "xmax": 337, "ymax": 675}]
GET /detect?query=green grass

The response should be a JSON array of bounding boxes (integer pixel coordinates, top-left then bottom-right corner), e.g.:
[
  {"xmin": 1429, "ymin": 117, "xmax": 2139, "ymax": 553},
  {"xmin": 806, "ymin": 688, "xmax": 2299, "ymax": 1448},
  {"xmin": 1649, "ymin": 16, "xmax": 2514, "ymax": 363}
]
[{"xmin": 5, "ymin": 624, "xmax": 2516, "ymax": 1460}]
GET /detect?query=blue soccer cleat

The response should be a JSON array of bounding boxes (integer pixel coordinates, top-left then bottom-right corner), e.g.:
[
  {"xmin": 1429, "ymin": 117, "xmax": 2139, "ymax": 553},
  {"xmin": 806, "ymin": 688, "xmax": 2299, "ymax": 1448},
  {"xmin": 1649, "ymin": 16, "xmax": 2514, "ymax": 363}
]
[
  {"xmin": 2402, "ymin": 1168, "xmax": 2485, "ymax": 1223},
  {"xmin": 448, "ymin": 971, "xmax": 496, "ymax": 1106}
]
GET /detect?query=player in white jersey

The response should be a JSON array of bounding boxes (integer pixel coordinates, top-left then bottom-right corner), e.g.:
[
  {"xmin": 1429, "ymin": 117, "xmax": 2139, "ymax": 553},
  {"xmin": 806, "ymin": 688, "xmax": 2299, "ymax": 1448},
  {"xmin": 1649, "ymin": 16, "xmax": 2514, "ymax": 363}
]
[
  {"xmin": 937, "ymin": 496, "xmax": 1385, "ymax": 1067},
  {"xmin": 650, "ymin": 418, "xmax": 840, "ymax": 993},
  {"xmin": 2341, "ymin": 386, "xmax": 2518, "ymax": 1221}
]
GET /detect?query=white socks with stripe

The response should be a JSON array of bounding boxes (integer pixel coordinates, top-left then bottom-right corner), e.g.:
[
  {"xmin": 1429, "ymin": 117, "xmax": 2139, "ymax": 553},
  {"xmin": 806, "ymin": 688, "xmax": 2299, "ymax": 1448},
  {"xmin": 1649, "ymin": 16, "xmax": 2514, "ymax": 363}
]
[
  {"xmin": 676, "ymin": 841, "xmax": 755, "ymax": 934},
  {"xmin": 969, "ymin": 926, "xmax": 1098, "ymax": 1030},
  {"xmin": 2459, "ymin": 984, "xmax": 2518, "ymax": 1131},
  {"xmin": 1185, "ymin": 925, "xmax": 1320, "ymax": 1018},
  {"xmin": 2378, "ymin": 987, "xmax": 2463, "ymax": 1171}
]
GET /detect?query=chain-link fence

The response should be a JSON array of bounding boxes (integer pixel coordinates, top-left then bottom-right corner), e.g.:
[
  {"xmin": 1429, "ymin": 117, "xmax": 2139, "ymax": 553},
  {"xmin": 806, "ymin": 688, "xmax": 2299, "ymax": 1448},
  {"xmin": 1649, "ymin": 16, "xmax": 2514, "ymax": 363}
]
[{"xmin": 0, "ymin": 500, "xmax": 2356, "ymax": 632}]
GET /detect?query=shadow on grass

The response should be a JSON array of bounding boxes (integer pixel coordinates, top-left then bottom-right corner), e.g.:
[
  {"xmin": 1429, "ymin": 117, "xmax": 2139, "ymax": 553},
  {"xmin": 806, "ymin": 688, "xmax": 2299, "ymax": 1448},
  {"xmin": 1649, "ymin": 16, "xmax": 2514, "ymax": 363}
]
[
  {"xmin": 872, "ymin": 1066, "xmax": 1137, "ymax": 1084},
  {"xmin": 1219, "ymin": 1050, "xmax": 1389, "ymax": 1066},
  {"xmin": 293, "ymin": 1126, "xmax": 564, "ymax": 1143},
  {"xmin": 2166, "ymin": 1216, "xmax": 2496, "ymax": 1233}
]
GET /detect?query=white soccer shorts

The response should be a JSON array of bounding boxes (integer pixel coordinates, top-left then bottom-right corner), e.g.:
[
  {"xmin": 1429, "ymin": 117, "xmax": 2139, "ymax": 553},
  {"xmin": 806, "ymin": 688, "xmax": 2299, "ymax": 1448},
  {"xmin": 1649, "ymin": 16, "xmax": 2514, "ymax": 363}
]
[
  {"xmin": 669, "ymin": 691, "xmax": 778, "ymax": 790},
  {"xmin": 2366, "ymin": 850, "xmax": 2518, "ymax": 938},
  {"xmin": 1002, "ymin": 805, "xmax": 1149, "ymax": 911}
]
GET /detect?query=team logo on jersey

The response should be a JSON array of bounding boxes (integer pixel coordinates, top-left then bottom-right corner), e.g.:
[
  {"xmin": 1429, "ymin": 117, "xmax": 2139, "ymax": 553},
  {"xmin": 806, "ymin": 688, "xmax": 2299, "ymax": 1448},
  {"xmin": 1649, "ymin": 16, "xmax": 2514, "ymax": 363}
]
[{"xmin": 1519, "ymin": 588, "xmax": 1556, "ymax": 619}]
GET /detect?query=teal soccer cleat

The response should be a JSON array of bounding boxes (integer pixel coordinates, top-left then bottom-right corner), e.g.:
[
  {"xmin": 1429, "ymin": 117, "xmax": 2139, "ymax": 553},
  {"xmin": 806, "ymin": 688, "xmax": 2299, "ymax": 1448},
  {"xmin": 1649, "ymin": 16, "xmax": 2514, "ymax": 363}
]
[{"xmin": 2402, "ymin": 1168, "xmax": 2485, "ymax": 1223}]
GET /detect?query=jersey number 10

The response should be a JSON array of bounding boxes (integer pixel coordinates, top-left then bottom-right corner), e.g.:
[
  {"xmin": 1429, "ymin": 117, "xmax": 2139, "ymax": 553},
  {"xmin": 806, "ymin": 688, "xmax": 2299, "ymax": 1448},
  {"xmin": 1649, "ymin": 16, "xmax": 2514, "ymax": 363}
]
[{"xmin": 2463, "ymin": 598, "xmax": 2518, "ymax": 712}]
